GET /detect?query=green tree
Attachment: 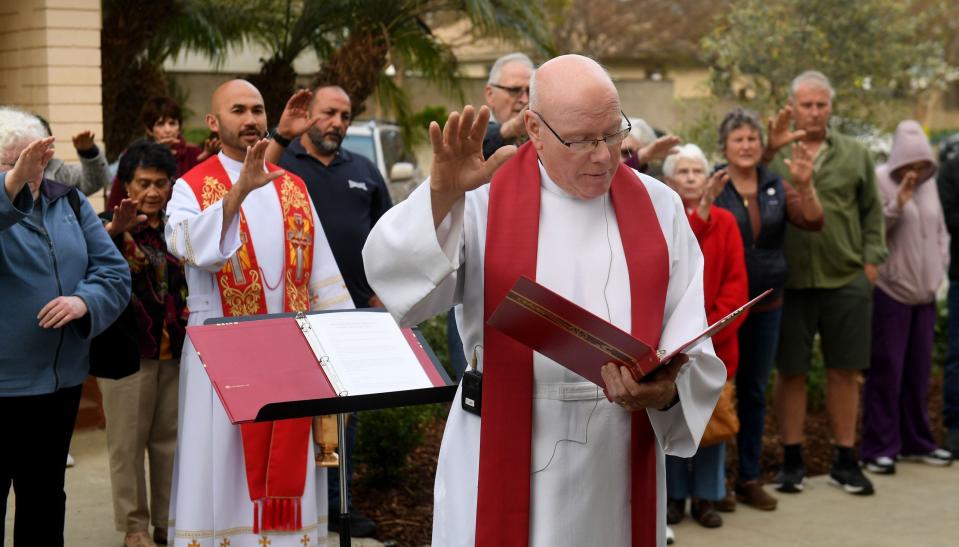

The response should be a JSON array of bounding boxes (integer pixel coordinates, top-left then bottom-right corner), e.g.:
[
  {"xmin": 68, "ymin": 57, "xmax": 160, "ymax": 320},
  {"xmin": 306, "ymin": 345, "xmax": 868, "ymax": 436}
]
[
  {"xmin": 701, "ymin": 0, "xmax": 951, "ymax": 128},
  {"xmin": 244, "ymin": 0, "xmax": 553, "ymax": 132},
  {"xmin": 101, "ymin": 0, "xmax": 252, "ymax": 160},
  {"xmin": 544, "ymin": 0, "xmax": 728, "ymax": 64}
]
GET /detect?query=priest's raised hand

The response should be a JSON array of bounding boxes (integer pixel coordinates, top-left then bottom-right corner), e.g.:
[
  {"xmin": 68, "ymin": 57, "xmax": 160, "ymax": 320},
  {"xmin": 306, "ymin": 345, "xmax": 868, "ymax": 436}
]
[
  {"xmin": 428, "ymin": 105, "xmax": 517, "ymax": 227},
  {"xmin": 221, "ymin": 138, "xmax": 283, "ymax": 234}
]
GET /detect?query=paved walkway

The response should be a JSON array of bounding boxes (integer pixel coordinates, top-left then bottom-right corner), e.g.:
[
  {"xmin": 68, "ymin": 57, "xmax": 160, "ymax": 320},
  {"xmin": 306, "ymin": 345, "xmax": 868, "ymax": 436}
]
[
  {"xmin": 5, "ymin": 428, "xmax": 958, "ymax": 546},
  {"xmin": 671, "ymin": 461, "xmax": 958, "ymax": 547},
  {"xmin": 4, "ymin": 429, "xmax": 384, "ymax": 546}
]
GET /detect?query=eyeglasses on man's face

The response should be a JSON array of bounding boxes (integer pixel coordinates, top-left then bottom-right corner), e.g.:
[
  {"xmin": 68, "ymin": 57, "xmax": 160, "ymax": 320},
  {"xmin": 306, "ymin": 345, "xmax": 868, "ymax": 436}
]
[
  {"xmin": 490, "ymin": 83, "xmax": 530, "ymax": 98},
  {"xmin": 532, "ymin": 110, "xmax": 632, "ymax": 154}
]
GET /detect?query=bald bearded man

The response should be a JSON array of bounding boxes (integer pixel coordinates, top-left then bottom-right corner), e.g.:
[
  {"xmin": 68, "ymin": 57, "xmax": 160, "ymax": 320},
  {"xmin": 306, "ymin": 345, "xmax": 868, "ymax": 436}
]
[
  {"xmin": 363, "ymin": 55, "xmax": 725, "ymax": 547},
  {"xmin": 165, "ymin": 80, "xmax": 352, "ymax": 547}
]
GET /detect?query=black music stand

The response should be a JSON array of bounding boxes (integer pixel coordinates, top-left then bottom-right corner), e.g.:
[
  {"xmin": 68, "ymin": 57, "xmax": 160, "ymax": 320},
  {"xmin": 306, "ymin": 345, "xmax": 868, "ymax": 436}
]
[{"xmin": 192, "ymin": 310, "xmax": 456, "ymax": 546}]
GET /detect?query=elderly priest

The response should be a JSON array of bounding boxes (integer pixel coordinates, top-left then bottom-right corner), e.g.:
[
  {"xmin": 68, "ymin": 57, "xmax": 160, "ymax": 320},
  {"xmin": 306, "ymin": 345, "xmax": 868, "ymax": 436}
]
[{"xmin": 362, "ymin": 55, "xmax": 725, "ymax": 547}]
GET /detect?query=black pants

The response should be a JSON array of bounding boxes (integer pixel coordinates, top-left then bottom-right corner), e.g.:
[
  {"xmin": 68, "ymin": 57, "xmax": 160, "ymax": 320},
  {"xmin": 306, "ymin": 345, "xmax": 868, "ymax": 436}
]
[{"xmin": 0, "ymin": 384, "xmax": 83, "ymax": 547}]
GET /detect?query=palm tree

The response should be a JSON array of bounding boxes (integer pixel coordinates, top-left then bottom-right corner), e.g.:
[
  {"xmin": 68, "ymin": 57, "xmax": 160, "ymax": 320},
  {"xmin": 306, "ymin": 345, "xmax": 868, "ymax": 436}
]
[
  {"xmin": 101, "ymin": 0, "xmax": 252, "ymax": 159},
  {"xmin": 245, "ymin": 0, "xmax": 554, "ymax": 130},
  {"xmin": 243, "ymin": 0, "xmax": 344, "ymax": 126}
]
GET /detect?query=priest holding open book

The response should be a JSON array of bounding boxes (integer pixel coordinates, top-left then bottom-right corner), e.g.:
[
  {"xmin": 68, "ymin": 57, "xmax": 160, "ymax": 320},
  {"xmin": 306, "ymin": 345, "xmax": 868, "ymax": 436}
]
[{"xmin": 363, "ymin": 55, "xmax": 726, "ymax": 547}]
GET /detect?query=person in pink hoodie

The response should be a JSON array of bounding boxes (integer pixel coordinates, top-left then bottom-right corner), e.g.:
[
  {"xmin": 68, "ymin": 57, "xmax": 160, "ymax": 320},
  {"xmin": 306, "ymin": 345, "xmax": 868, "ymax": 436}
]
[{"xmin": 861, "ymin": 120, "xmax": 953, "ymax": 474}]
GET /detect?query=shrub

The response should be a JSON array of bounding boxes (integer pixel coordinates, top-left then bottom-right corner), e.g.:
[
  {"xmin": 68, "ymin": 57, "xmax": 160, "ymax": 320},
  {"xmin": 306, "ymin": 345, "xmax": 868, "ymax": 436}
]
[
  {"xmin": 418, "ymin": 313, "xmax": 453, "ymax": 378},
  {"xmin": 355, "ymin": 404, "xmax": 439, "ymax": 486}
]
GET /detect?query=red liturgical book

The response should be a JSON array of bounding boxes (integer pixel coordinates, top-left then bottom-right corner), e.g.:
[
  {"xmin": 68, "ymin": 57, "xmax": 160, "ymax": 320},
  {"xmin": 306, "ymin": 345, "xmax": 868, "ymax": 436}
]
[
  {"xmin": 487, "ymin": 276, "xmax": 771, "ymax": 386},
  {"xmin": 186, "ymin": 310, "xmax": 454, "ymax": 424}
]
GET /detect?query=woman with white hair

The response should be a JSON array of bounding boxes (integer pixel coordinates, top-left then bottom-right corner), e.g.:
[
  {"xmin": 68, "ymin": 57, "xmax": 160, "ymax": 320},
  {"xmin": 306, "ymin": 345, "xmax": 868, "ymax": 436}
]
[
  {"xmin": 662, "ymin": 143, "xmax": 748, "ymax": 529},
  {"xmin": 0, "ymin": 107, "xmax": 130, "ymax": 545},
  {"xmin": 620, "ymin": 117, "xmax": 681, "ymax": 175}
]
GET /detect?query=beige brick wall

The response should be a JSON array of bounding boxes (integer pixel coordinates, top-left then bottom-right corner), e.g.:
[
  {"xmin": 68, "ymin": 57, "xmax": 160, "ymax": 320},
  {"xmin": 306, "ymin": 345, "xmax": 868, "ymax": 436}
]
[{"xmin": 0, "ymin": 0, "xmax": 103, "ymax": 208}]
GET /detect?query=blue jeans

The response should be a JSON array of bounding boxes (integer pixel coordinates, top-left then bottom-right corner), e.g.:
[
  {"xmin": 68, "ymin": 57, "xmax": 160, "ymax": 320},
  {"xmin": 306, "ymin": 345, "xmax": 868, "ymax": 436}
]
[
  {"xmin": 734, "ymin": 307, "xmax": 783, "ymax": 482},
  {"xmin": 665, "ymin": 442, "xmax": 726, "ymax": 501},
  {"xmin": 326, "ymin": 411, "xmax": 358, "ymax": 512},
  {"xmin": 945, "ymin": 282, "xmax": 959, "ymax": 431}
]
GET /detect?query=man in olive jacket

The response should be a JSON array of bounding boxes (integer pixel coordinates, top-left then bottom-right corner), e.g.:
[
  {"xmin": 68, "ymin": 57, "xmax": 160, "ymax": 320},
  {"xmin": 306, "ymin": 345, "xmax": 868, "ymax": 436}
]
[{"xmin": 763, "ymin": 71, "xmax": 887, "ymax": 497}]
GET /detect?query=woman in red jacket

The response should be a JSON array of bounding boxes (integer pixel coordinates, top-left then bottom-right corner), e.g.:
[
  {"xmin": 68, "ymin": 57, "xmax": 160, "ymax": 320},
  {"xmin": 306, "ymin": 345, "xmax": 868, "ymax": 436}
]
[{"xmin": 663, "ymin": 143, "xmax": 748, "ymax": 529}]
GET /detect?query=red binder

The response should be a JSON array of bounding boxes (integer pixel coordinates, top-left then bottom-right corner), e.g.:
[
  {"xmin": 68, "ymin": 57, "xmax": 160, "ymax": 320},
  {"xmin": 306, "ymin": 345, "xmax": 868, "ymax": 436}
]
[
  {"xmin": 487, "ymin": 276, "xmax": 770, "ymax": 386},
  {"xmin": 186, "ymin": 311, "xmax": 454, "ymax": 424}
]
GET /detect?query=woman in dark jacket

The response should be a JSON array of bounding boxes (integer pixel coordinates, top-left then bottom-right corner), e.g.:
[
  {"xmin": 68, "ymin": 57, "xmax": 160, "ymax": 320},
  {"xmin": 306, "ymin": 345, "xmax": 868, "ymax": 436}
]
[
  {"xmin": 0, "ymin": 108, "xmax": 130, "ymax": 546},
  {"xmin": 98, "ymin": 140, "xmax": 188, "ymax": 547},
  {"xmin": 710, "ymin": 108, "xmax": 824, "ymax": 510}
]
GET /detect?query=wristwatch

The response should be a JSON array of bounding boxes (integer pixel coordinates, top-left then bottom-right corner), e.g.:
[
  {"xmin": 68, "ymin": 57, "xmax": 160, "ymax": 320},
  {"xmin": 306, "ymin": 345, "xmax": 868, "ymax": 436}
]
[
  {"xmin": 658, "ymin": 389, "xmax": 680, "ymax": 411},
  {"xmin": 270, "ymin": 128, "xmax": 292, "ymax": 147}
]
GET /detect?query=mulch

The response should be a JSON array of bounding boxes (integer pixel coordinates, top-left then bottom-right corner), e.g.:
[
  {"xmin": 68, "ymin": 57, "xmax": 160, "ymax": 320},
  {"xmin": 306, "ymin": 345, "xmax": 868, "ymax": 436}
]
[{"xmin": 352, "ymin": 372, "xmax": 948, "ymax": 547}]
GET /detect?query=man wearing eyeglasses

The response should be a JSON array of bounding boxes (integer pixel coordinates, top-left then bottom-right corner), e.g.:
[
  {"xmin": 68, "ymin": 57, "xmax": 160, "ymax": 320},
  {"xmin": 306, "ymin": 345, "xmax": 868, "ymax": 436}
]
[
  {"xmin": 482, "ymin": 52, "xmax": 534, "ymax": 160},
  {"xmin": 447, "ymin": 53, "xmax": 536, "ymax": 381},
  {"xmin": 363, "ymin": 54, "xmax": 725, "ymax": 547}
]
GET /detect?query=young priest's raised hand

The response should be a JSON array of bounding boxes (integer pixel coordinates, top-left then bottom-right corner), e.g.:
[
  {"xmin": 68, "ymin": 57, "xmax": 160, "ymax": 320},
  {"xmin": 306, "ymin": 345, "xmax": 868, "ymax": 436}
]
[
  {"xmin": 236, "ymin": 139, "xmax": 283, "ymax": 193},
  {"xmin": 222, "ymin": 139, "xmax": 282, "ymax": 234},
  {"xmin": 600, "ymin": 354, "xmax": 688, "ymax": 411},
  {"xmin": 429, "ymin": 105, "xmax": 517, "ymax": 227}
]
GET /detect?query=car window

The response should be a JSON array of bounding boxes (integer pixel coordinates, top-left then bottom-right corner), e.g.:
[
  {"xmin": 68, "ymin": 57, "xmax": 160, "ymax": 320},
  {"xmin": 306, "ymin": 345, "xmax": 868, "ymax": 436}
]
[
  {"xmin": 380, "ymin": 128, "xmax": 404, "ymax": 173},
  {"xmin": 342, "ymin": 134, "xmax": 377, "ymax": 166}
]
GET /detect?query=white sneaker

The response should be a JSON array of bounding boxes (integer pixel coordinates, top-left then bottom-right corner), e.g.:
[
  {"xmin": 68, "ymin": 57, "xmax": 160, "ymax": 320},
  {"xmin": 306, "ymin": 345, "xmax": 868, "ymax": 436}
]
[
  {"xmin": 66, "ymin": 453, "xmax": 75, "ymax": 468},
  {"xmin": 902, "ymin": 448, "xmax": 952, "ymax": 466},
  {"xmin": 666, "ymin": 525, "xmax": 676, "ymax": 545},
  {"xmin": 863, "ymin": 456, "xmax": 896, "ymax": 474}
]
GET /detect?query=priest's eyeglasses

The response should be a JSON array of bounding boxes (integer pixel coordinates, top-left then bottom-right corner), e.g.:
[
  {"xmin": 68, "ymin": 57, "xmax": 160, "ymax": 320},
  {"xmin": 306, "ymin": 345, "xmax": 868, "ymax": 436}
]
[{"xmin": 532, "ymin": 110, "xmax": 632, "ymax": 153}]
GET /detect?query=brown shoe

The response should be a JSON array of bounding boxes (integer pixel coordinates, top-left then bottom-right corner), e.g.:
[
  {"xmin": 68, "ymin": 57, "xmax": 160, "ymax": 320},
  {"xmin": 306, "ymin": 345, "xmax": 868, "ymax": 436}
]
[
  {"xmin": 736, "ymin": 480, "xmax": 778, "ymax": 511},
  {"xmin": 714, "ymin": 488, "xmax": 737, "ymax": 512},
  {"xmin": 124, "ymin": 530, "xmax": 156, "ymax": 547},
  {"xmin": 691, "ymin": 498, "xmax": 723, "ymax": 528},
  {"xmin": 666, "ymin": 498, "xmax": 685, "ymax": 524},
  {"xmin": 152, "ymin": 527, "xmax": 168, "ymax": 545}
]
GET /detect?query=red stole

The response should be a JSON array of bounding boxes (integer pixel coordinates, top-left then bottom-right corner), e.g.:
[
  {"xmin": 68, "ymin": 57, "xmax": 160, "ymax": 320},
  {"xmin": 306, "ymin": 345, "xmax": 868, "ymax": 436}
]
[
  {"xmin": 181, "ymin": 155, "xmax": 315, "ymax": 533},
  {"xmin": 479, "ymin": 142, "xmax": 669, "ymax": 546}
]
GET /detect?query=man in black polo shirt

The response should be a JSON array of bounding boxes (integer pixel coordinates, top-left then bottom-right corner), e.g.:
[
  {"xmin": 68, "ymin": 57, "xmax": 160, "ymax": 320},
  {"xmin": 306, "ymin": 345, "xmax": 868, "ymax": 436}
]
[
  {"xmin": 266, "ymin": 85, "xmax": 391, "ymax": 538},
  {"xmin": 268, "ymin": 85, "xmax": 392, "ymax": 309}
]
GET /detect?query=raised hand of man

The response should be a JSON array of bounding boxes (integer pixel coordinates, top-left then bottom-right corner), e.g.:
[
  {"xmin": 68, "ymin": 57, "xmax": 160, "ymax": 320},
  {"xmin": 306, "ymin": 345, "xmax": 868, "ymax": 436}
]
[{"xmin": 429, "ymin": 105, "xmax": 517, "ymax": 227}]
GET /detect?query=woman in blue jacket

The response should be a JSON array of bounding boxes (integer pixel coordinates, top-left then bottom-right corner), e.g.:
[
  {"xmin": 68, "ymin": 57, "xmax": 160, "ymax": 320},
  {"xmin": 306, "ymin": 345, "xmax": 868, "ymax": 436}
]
[{"xmin": 0, "ymin": 107, "xmax": 130, "ymax": 546}]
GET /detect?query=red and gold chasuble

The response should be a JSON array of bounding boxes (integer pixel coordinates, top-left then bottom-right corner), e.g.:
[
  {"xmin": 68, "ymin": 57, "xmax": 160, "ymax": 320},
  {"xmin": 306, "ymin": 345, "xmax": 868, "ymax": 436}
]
[
  {"xmin": 479, "ymin": 143, "xmax": 669, "ymax": 547},
  {"xmin": 182, "ymin": 155, "xmax": 315, "ymax": 533}
]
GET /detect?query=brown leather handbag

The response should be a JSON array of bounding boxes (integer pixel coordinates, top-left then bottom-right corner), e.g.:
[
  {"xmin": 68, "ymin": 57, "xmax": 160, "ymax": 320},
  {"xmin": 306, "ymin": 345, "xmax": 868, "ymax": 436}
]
[{"xmin": 701, "ymin": 381, "xmax": 739, "ymax": 447}]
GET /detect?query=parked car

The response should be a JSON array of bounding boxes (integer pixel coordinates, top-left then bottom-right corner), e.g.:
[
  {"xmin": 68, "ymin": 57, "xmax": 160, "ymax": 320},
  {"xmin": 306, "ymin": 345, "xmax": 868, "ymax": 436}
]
[
  {"xmin": 343, "ymin": 120, "xmax": 421, "ymax": 202},
  {"xmin": 833, "ymin": 116, "xmax": 892, "ymax": 162}
]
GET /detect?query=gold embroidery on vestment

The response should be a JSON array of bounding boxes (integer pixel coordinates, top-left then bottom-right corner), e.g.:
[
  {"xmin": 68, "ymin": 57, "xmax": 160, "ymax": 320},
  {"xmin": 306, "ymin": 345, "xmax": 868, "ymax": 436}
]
[
  {"xmin": 280, "ymin": 174, "xmax": 310, "ymax": 216},
  {"xmin": 201, "ymin": 176, "xmax": 228, "ymax": 208},
  {"xmin": 286, "ymin": 270, "xmax": 309, "ymax": 312},
  {"xmin": 220, "ymin": 270, "xmax": 264, "ymax": 316}
]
